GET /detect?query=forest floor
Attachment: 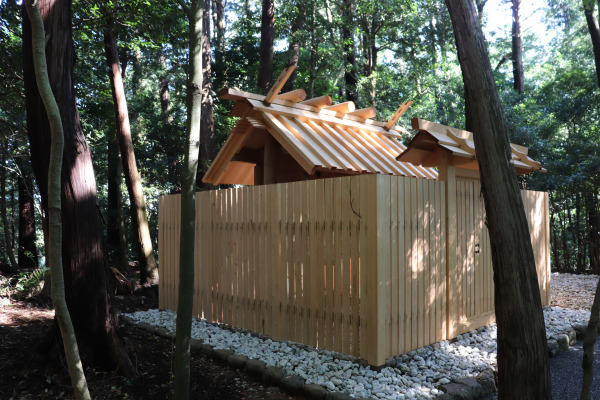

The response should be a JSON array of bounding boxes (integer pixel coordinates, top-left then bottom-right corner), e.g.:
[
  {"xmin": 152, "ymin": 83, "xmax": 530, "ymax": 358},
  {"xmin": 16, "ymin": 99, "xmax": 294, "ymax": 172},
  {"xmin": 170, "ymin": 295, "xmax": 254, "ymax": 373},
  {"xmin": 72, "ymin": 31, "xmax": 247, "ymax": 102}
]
[
  {"xmin": 0, "ymin": 286, "xmax": 303, "ymax": 400},
  {"xmin": 1, "ymin": 272, "xmax": 597, "ymax": 400}
]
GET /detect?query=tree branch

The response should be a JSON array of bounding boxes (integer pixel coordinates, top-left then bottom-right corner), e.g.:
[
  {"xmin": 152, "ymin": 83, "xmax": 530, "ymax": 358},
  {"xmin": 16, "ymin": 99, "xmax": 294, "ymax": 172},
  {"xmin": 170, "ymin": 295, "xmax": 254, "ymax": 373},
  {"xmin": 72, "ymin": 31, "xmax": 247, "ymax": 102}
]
[{"xmin": 176, "ymin": 0, "xmax": 190, "ymax": 16}]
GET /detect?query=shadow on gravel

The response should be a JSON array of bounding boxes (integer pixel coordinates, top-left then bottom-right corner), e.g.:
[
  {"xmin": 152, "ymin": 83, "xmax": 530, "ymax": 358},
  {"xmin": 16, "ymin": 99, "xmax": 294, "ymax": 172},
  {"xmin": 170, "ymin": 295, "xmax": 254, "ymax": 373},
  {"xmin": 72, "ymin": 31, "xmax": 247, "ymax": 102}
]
[{"xmin": 479, "ymin": 339, "xmax": 600, "ymax": 400}]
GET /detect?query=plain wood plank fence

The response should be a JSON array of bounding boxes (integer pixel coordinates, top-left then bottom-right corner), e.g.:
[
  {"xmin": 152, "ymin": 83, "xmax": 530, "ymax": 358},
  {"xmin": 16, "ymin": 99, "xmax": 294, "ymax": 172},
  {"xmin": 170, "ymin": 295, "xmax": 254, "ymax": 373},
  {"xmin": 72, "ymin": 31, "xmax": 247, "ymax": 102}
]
[{"xmin": 159, "ymin": 174, "xmax": 550, "ymax": 365}]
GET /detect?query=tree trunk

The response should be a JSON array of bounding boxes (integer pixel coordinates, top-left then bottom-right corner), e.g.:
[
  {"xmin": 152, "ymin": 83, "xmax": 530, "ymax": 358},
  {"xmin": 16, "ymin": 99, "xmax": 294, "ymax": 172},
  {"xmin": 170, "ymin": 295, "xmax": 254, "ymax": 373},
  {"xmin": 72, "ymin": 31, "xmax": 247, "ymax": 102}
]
[
  {"xmin": 282, "ymin": 2, "xmax": 301, "ymax": 93},
  {"xmin": 18, "ymin": 168, "xmax": 38, "ymax": 269},
  {"xmin": 511, "ymin": 0, "xmax": 524, "ymax": 93},
  {"xmin": 174, "ymin": 0, "xmax": 202, "ymax": 397},
  {"xmin": 24, "ymin": 1, "xmax": 91, "ymax": 398},
  {"xmin": 22, "ymin": 0, "xmax": 134, "ymax": 376},
  {"xmin": 258, "ymin": 0, "xmax": 274, "ymax": 94},
  {"xmin": 587, "ymin": 188, "xmax": 600, "ymax": 274},
  {"xmin": 342, "ymin": 0, "xmax": 357, "ymax": 102},
  {"xmin": 576, "ymin": 193, "xmax": 585, "ymax": 273},
  {"xmin": 107, "ymin": 131, "xmax": 128, "ymax": 272},
  {"xmin": 550, "ymin": 200, "xmax": 562, "ymax": 271},
  {"xmin": 308, "ymin": 2, "xmax": 318, "ymax": 98},
  {"xmin": 197, "ymin": 0, "xmax": 216, "ymax": 188},
  {"xmin": 158, "ymin": 50, "xmax": 180, "ymax": 191},
  {"xmin": 0, "ymin": 144, "xmax": 18, "ymax": 271},
  {"xmin": 584, "ymin": 1, "xmax": 600, "ymax": 88},
  {"xmin": 444, "ymin": 1, "xmax": 552, "ymax": 398},
  {"xmin": 580, "ymin": 274, "xmax": 600, "ymax": 400},
  {"xmin": 104, "ymin": 19, "xmax": 158, "ymax": 286},
  {"xmin": 212, "ymin": 0, "xmax": 225, "ymax": 68}
]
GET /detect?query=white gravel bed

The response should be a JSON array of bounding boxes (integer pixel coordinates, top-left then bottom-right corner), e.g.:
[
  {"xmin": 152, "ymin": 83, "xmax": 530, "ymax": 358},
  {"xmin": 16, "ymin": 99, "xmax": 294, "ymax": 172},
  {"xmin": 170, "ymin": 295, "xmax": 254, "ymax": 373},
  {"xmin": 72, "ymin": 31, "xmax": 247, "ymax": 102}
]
[{"xmin": 124, "ymin": 306, "xmax": 591, "ymax": 400}]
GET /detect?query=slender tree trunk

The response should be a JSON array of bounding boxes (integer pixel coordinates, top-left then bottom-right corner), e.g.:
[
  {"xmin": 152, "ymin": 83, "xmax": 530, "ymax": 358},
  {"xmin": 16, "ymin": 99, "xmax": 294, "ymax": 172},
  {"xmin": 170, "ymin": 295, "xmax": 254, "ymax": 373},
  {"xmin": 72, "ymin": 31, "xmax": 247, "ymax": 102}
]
[
  {"xmin": 576, "ymin": 194, "xmax": 585, "ymax": 273},
  {"xmin": 511, "ymin": 0, "xmax": 524, "ymax": 93},
  {"xmin": 107, "ymin": 131, "xmax": 128, "ymax": 271},
  {"xmin": 198, "ymin": 0, "xmax": 215, "ymax": 188},
  {"xmin": 587, "ymin": 188, "xmax": 600, "ymax": 274},
  {"xmin": 550, "ymin": 201, "xmax": 561, "ymax": 271},
  {"xmin": 258, "ymin": 0, "xmax": 274, "ymax": 94},
  {"xmin": 342, "ymin": 0, "xmax": 357, "ymax": 102},
  {"xmin": 0, "ymin": 144, "xmax": 18, "ymax": 270},
  {"xmin": 580, "ymin": 275, "xmax": 600, "ymax": 400},
  {"xmin": 584, "ymin": 1, "xmax": 600, "ymax": 87},
  {"xmin": 444, "ymin": 1, "xmax": 551, "ymax": 398},
  {"xmin": 308, "ymin": 2, "xmax": 317, "ymax": 98},
  {"xmin": 22, "ymin": 0, "xmax": 134, "ymax": 376},
  {"xmin": 24, "ymin": 1, "xmax": 90, "ymax": 398},
  {"xmin": 282, "ymin": 2, "xmax": 301, "ymax": 93},
  {"xmin": 158, "ymin": 50, "xmax": 180, "ymax": 190},
  {"xmin": 174, "ymin": 0, "xmax": 202, "ymax": 397},
  {"xmin": 18, "ymin": 169, "xmax": 38, "ymax": 269},
  {"xmin": 104, "ymin": 19, "xmax": 158, "ymax": 286}
]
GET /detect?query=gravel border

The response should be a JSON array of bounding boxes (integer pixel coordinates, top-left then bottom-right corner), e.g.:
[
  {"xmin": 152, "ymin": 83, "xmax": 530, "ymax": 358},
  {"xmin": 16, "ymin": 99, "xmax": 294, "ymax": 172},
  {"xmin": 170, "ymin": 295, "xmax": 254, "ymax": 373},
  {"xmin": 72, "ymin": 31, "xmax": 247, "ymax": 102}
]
[{"xmin": 122, "ymin": 304, "xmax": 594, "ymax": 400}]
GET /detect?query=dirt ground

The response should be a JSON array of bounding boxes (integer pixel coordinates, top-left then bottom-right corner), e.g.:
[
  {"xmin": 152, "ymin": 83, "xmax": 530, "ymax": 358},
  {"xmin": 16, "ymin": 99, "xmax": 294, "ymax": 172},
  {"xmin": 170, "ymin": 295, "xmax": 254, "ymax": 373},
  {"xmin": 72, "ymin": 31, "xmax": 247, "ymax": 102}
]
[{"xmin": 0, "ymin": 293, "xmax": 304, "ymax": 400}]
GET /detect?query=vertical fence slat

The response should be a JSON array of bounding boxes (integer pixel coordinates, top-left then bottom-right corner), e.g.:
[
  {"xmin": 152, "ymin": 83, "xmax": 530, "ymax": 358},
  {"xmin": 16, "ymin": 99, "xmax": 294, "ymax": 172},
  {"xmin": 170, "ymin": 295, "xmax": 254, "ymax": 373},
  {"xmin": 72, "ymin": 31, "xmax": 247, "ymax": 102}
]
[
  {"xmin": 159, "ymin": 174, "xmax": 548, "ymax": 367},
  {"xmin": 349, "ymin": 176, "xmax": 361, "ymax": 356},
  {"xmin": 390, "ymin": 176, "xmax": 399, "ymax": 356}
]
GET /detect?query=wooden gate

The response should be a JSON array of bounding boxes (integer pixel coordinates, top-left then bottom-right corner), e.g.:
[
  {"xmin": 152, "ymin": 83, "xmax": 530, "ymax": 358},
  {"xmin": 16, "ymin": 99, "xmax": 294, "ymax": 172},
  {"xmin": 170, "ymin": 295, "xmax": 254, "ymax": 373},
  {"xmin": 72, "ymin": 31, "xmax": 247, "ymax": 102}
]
[{"xmin": 452, "ymin": 176, "xmax": 550, "ymax": 336}]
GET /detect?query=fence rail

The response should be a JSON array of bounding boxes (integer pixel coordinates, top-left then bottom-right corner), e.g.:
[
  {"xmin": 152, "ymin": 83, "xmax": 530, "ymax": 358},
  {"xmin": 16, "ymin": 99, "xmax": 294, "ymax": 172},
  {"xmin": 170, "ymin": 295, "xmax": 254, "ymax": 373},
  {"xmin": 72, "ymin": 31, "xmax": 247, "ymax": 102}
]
[{"xmin": 159, "ymin": 174, "xmax": 550, "ymax": 365}]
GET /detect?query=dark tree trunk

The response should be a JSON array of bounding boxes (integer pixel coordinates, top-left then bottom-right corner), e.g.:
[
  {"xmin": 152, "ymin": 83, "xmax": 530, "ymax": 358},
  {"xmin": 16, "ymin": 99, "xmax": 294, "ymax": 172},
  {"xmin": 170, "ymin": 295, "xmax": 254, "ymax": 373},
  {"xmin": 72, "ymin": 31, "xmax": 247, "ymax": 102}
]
[
  {"xmin": 550, "ymin": 200, "xmax": 561, "ymax": 271},
  {"xmin": 18, "ymin": 169, "xmax": 38, "ymax": 269},
  {"xmin": 0, "ymin": 142, "xmax": 18, "ymax": 270},
  {"xmin": 584, "ymin": 4, "xmax": 600, "ymax": 87},
  {"xmin": 198, "ymin": 0, "xmax": 216, "ymax": 188},
  {"xmin": 511, "ymin": 0, "xmax": 524, "ymax": 93},
  {"xmin": 561, "ymin": 201, "xmax": 572, "ymax": 272},
  {"xmin": 581, "ymin": 274, "xmax": 600, "ymax": 400},
  {"xmin": 212, "ymin": 0, "xmax": 225, "ymax": 68},
  {"xmin": 576, "ymin": 193, "xmax": 585, "ymax": 273},
  {"xmin": 258, "ymin": 0, "xmax": 274, "ymax": 94},
  {"xmin": 342, "ymin": 0, "xmax": 357, "ymax": 102},
  {"xmin": 282, "ymin": 2, "xmax": 302, "ymax": 93},
  {"xmin": 106, "ymin": 131, "xmax": 128, "ymax": 272},
  {"xmin": 587, "ymin": 188, "xmax": 600, "ymax": 274},
  {"xmin": 104, "ymin": 19, "xmax": 158, "ymax": 286},
  {"xmin": 308, "ymin": 2, "xmax": 318, "ymax": 98},
  {"xmin": 158, "ymin": 51, "xmax": 180, "ymax": 191},
  {"xmin": 22, "ymin": 0, "xmax": 133, "ymax": 376},
  {"xmin": 444, "ymin": 0, "xmax": 551, "ymax": 398}
]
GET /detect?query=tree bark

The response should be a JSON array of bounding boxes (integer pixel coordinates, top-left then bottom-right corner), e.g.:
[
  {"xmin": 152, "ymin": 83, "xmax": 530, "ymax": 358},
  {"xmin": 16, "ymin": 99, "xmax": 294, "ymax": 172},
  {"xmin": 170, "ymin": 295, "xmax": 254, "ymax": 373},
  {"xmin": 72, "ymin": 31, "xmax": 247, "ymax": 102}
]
[
  {"xmin": 258, "ymin": 0, "xmax": 274, "ymax": 94},
  {"xmin": 0, "ymin": 142, "xmax": 18, "ymax": 270},
  {"xmin": 22, "ymin": 0, "xmax": 134, "ymax": 376},
  {"xmin": 18, "ymin": 168, "xmax": 38, "ymax": 269},
  {"xmin": 106, "ymin": 130, "xmax": 128, "ymax": 272},
  {"xmin": 197, "ymin": 0, "xmax": 216, "ymax": 188},
  {"xmin": 174, "ymin": 0, "xmax": 202, "ymax": 397},
  {"xmin": 444, "ymin": 1, "xmax": 551, "ymax": 398},
  {"xmin": 584, "ymin": 1, "xmax": 600, "ymax": 87},
  {"xmin": 212, "ymin": 0, "xmax": 225, "ymax": 68},
  {"xmin": 511, "ymin": 0, "xmax": 524, "ymax": 93},
  {"xmin": 104, "ymin": 19, "xmax": 158, "ymax": 286},
  {"xmin": 282, "ymin": 2, "xmax": 302, "ymax": 93},
  {"xmin": 24, "ymin": 1, "xmax": 90, "ymax": 398},
  {"xmin": 342, "ymin": 0, "xmax": 357, "ymax": 102},
  {"xmin": 158, "ymin": 51, "xmax": 180, "ymax": 190},
  {"xmin": 587, "ymin": 188, "xmax": 600, "ymax": 274},
  {"xmin": 580, "ymin": 274, "xmax": 600, "ymax": 400}
]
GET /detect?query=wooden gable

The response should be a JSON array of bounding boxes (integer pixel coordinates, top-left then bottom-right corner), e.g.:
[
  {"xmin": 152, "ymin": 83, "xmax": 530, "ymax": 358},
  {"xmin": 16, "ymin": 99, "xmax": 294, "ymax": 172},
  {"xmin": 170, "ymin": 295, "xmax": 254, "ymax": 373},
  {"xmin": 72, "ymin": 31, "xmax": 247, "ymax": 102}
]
[{"xmin": 397, "ymin": 118, "xmax": 545, "ymax": 175}]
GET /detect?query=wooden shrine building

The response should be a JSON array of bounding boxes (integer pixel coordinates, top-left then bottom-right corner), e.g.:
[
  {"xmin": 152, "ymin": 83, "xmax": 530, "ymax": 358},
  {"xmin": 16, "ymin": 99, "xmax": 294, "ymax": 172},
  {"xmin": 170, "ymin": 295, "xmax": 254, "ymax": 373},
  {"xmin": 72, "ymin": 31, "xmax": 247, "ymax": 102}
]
[{"xmin": 158, "ymin": 66, "xmax": 550, "ymax": 366}]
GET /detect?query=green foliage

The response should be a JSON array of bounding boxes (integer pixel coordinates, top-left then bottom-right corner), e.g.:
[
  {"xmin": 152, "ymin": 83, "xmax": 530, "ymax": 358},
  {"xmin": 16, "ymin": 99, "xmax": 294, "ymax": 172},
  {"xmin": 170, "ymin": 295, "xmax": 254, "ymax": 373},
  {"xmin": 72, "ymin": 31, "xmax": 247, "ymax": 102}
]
[{"xmin": 0, "ymin": 267, "xmax": 49, "ymax": 300}]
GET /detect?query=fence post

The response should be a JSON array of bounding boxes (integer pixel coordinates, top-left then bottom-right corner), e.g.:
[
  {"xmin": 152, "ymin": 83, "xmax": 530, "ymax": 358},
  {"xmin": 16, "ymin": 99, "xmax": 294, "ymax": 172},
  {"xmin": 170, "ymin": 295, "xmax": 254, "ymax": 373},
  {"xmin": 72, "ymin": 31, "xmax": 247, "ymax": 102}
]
[
  {"xmin": 360, "ymin": 174, "xmax": 392, "ymax": 365},
  {"xmin": 269, "ymin": 184, "xmax": 283, "ymax": 340},
  {"xmin": 438, "ymin": 155, "xmax": 457, "ymax": 340}
]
